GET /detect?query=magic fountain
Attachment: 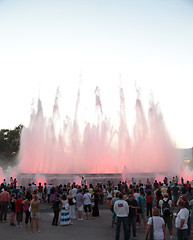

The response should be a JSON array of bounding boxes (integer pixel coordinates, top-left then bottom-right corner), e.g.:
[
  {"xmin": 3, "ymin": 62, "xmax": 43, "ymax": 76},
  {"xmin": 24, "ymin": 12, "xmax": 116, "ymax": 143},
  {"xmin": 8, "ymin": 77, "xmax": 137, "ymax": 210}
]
[{"xmin": 13, "ymin": 86, "xmax": 181, "ymax": 185}]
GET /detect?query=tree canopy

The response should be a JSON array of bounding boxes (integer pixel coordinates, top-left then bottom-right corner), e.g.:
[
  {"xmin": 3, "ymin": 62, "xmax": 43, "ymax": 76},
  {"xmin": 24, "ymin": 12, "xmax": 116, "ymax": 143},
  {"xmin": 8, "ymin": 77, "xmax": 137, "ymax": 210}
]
[{"xmin": 0, "ymin": 124, "xmax": 23, "ymax": 159}]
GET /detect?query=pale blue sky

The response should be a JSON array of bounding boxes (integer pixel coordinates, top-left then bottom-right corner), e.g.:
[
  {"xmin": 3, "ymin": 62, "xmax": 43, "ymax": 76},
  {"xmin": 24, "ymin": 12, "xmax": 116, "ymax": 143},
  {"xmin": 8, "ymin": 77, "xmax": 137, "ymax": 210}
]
[{"xmin": 0, "ymin": 0, "xmax": 193, "ymax": 148}]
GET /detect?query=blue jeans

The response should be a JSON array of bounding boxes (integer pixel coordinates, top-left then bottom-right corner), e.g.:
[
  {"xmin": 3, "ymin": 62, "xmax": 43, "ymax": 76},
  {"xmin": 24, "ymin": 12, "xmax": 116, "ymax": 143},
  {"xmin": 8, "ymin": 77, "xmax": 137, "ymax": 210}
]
[
  {"xmin": 177, "ymin": 228, "xmax": 188, "ymax": 240},
  {"xmin": 128, "ymin": 215, "xmax": 137, "ymax": 238},
  {"xmin": 115, "ymin": 217, "xmax": 129, "ymax": 240}
]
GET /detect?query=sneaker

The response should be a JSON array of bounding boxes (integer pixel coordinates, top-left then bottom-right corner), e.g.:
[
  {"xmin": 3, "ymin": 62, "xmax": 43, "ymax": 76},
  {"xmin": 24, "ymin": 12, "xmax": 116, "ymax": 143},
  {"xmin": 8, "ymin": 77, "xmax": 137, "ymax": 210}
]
[
  {"xmin": 2, "ymin": 221, "xmax": 5, "ymax": 223},
  {"xmin": 80, "ymin": 218, "xmax": 83, "ymax": 221},
  {"xmin": 36, "ymin": 230, "xmax": 40, "ymax": 233}
]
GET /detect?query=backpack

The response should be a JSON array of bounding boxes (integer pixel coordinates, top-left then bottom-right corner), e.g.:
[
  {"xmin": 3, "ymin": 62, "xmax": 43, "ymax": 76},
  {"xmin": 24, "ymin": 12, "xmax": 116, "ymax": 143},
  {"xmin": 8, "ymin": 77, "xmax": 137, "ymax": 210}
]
[{"xmin": 162, "ymin": 199, "xmax": 172, "ymax": 217}]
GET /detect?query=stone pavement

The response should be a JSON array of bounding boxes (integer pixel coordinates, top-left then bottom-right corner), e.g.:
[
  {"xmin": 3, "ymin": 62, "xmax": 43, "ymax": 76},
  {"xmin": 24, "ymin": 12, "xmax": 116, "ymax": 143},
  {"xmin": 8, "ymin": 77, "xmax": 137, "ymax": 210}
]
[{"xmin": 0, "ymin": 203, "xmax": 184, "ymax": 240}]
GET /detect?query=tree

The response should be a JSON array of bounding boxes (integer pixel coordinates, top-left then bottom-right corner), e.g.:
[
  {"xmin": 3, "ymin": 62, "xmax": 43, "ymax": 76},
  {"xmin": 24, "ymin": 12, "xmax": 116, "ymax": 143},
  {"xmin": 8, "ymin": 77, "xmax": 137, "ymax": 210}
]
[{"xmin": 0, "ymin": 124, "xmax": 23, "ymax": 159}]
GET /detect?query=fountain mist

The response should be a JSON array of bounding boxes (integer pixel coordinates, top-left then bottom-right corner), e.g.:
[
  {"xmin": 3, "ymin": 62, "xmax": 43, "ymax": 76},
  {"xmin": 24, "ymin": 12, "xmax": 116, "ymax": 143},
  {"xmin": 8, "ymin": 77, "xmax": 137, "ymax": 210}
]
[{"xmin": 18, "ymin": 87, "xmax": 181, "ymax": 176}]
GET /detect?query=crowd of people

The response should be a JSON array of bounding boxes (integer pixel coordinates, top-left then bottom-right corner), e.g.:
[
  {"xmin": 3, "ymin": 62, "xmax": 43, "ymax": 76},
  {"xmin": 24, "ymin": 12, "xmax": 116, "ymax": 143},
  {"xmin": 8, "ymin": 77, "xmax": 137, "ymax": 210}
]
[{"xmin": 0, "ymin": 175, "xmax": 193, "ymax": 239}]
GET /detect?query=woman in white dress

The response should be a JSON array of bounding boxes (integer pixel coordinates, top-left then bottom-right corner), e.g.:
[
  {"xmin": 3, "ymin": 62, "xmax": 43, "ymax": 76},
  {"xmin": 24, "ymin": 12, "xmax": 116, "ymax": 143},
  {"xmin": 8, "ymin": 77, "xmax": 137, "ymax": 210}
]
[
  {"xmin": 60, "ymin": 195, "xmax": 70, "ymax": 226},
  {"xmin": 145, "ymin": 207, "xmax": 165, "ymax": 240}
]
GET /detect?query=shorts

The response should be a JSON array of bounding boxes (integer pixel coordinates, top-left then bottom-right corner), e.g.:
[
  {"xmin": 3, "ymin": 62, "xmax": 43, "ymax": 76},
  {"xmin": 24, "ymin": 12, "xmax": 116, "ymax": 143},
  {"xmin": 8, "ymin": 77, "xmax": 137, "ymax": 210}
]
[
  {"xmin": 84, "ymin": 204, "xmax": 91, "ymax": 213},
  {"xmin": 31, "ymin": 212, "xmax": 40, "ymax": 219},
  {"xmin": 163, "ymin": 216, "xmax": 172, "ymax": 230},
  {"xmin": 16, "ymin": 212, "xmax": 23, "ymax": 222},
  {"xmin": 77, "ymin": 205, "xmax": 83, "ymax": 211}
]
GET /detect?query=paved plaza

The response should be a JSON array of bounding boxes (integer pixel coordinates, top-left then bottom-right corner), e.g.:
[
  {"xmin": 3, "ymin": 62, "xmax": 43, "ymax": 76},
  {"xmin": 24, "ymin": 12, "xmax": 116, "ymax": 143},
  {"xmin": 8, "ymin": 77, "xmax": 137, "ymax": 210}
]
[{"xmin": 0, "ymin": 203, "xmax": 181, "ymax": 240}]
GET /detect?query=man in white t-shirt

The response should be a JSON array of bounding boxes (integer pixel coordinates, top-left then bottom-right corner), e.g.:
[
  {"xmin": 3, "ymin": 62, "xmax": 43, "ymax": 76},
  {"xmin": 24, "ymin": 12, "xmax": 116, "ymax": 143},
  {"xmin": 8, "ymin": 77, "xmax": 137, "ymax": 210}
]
[
  {"xmin": 83, "ymin": 190, "xmax": 92, "ymax": 220},
  {"xmin": 114, "ymin": 193, "xmax": 129, "ymax": 240},
  {"xmin": 71, "ymin": 186, "xmax": 78, "ymax": 198},
  {"xmin": 175, "ymin": 199, "xmax": 189, "ymax": 240}
]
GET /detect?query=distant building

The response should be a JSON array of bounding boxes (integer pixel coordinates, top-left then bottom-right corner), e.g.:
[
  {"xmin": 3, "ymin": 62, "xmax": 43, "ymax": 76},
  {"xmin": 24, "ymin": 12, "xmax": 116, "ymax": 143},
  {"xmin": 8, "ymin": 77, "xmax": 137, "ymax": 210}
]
[{"xmin": 178, "ymin": 148, "xmax": 193, "ymax": 169}]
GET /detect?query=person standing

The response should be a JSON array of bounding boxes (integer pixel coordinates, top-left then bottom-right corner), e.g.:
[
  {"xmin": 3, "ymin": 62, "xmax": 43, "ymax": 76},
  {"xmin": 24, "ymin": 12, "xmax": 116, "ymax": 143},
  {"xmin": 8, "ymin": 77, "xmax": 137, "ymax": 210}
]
[
  {"xmin": 137, "ymin": 188, "xmax": 147, "ymax": 228},
  {"xmin": 52, "ymin": 194, "xmax": 61, "ymax": 226},
  {"xmin": 175, "ymin": 199, "xmax": 189, "ymax": 240},
  {"xmin": 13, "ymin": 178, "xmax": 17, "ymax": 188},
  {"xmin": 172, "ymin": 183, "xmax": 180, "ymax": 206},
  {"xmin": 15, "ymin": 194, "xmax": 23, "ymax": 228},
  {"xmin": 83, "ymin": 189, "xmax": 92, "ymax": 220},
  {"xmin": 92, "ymin": 189, "xmax": 99, "ymax": 217},
  {"xmin": 76, "ymin": 188, "xmax": 83, "ymax": 220},
  {"xmin": 81, "ymin": 177, "xmax": 86, "ymax": 187},
  {"xmin": 30, "ymin": 195, "xmax": 40, "ymax": 233},
  {"xmin": 10, "ymin": 193, "xmax": 16, "ymax": 226},
  {"xmin": 159, "ymin": 193, "xmax": 174, "ymax": 239},
  {"xmin": 107, "ymin": 188, "xmax": 113, "ymax": 209},
  {"xmin": 60, "ymin": 195, "xmax": 70, "ymax": 226},
  {"xmin": 67, "ymin": 190, "xmax": 76, "ymax": 220},
  {"xmin": 126, "ymin": 194, "xmax": 138, "ymax": 240},
  {"xmin": 114, "ymin": 193, "xmax": 129, "ymax": 240},
  {"xmin": 47, "ymin": 183, "xmax": 52, "ymax": 204},
  {"xmin": 22, "ymin": 195, "xmax": 32, "ymax": 229},
  {"xmin": 146, "ymin": 207, "xmax": 165, "ymax": 240},
  {"xmin": 38, "ymin": 183, "xmax": 43, "ymax": 201},
  {"xmin": 111, "ymin": 192, "xmax": 119, "ymax": 227},
  {"xmin": 146, "ymin": 189, "xmax": 153, "ymax": 217},
  {"xmin": 0, "ymin": 186, "xmax": 10, "ymax": 223},
  {"xmin": 43, "ymin": 183, "xmax": 47, "ymax": 202}
]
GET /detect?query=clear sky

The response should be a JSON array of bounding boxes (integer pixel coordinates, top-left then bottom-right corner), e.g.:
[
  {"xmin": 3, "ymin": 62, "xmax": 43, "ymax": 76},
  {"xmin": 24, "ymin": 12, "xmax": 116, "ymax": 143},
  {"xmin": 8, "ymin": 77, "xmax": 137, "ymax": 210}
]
[{"xmin": 0, "ymin": 0, "xmax": 193, "ymax": 148}]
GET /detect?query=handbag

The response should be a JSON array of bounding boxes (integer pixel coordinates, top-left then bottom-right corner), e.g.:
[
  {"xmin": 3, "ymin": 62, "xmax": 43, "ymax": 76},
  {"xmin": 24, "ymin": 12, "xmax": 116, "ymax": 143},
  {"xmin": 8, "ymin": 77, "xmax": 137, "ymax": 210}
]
[
  {"xmin": 29, "ymin": 199, "xmax": 33, "ymax": 212},
  {"xmin": 148, "ymin": 217, "xmax": 154, "ymax": 240},
  {"xmin": 24, "ymin": 204, "xmax": 29, "ymax": 211}
]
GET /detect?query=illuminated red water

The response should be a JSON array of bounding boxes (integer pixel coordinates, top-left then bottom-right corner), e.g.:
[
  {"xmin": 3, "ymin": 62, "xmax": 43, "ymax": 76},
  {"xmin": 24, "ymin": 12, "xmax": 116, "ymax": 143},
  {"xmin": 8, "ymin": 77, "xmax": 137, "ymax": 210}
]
[{"xmin": 18, "ymin": 87, "xmax": 181, "ymax": 175}]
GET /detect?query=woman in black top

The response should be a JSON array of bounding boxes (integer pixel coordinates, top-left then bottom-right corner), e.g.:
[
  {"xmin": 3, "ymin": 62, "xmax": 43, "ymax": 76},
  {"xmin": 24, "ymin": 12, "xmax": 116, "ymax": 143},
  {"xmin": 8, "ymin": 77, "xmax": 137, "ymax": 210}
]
[
  {"xmin": 10, "ymin": 193, "xmax": 16, "ymax": 226},
  {"xmin": 92, "ymin": 189, "xmax": 99, "ymax": 217}
]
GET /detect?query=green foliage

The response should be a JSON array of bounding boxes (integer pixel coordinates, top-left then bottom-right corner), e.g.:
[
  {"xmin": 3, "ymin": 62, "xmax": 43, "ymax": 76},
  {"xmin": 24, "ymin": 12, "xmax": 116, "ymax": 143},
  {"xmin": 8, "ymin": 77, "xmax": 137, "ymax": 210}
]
[{"xmin": 0, "ymin": 124, "xmax": 23, "ymax": 159}]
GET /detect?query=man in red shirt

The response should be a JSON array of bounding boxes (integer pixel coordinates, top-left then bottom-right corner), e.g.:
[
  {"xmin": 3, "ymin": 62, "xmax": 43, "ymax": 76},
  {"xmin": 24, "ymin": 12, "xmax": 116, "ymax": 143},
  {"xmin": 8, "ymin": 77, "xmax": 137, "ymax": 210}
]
[
  {"xmin": 185, "ymin": 181, "xmax": 191, "ymax": 191},
  {"xmin": 38, "ymin": 183, "xmax": 43, "ymax": 200},
  {"xmin": 0, "ymin": 187, "xmax": 10, "ymax": 222},
  {"xmin": 15, "ymin": 194, "xmax": 23, "ymax": 227}
]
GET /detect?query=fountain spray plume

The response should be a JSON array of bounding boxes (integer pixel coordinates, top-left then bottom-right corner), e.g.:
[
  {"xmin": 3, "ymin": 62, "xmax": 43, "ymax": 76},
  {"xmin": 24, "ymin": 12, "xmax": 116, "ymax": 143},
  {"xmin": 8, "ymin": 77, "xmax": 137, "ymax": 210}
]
[{"xmin": 18, "ymin": 85, "xmax": 181, "ymax": 180}]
